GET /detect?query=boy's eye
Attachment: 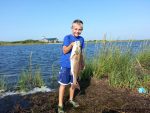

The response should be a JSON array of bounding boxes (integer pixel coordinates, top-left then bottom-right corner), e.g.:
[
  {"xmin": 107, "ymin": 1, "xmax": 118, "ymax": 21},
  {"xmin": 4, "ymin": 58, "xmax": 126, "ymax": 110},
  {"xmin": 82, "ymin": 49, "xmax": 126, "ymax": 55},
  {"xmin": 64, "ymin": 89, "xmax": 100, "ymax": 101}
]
[{"xmin": 74, "ymin": 28, "xmax": 82, "ymax": 31}]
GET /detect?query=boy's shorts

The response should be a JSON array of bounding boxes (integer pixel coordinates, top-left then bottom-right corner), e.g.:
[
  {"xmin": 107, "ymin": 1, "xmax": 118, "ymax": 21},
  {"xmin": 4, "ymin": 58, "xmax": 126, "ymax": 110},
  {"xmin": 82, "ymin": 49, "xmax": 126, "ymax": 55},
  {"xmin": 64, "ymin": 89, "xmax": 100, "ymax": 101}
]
[{"xmin": 58, "ymin": 67, "xmax": 73, "ymax": 85}]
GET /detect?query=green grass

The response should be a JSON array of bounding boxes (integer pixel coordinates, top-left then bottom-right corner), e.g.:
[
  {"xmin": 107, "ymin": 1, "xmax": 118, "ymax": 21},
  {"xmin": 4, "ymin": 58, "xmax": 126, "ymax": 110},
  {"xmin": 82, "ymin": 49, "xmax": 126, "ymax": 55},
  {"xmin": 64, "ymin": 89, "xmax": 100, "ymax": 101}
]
[
  {"xmin": 80, "ymin": 61, "xmax": 93, "ymax": 80},
  {"xmin": 49, "ymin": 63, "xmax": 59, "ymax": 89},
  {"xmin": 0, "ymin": 75, "xmax": 6, "ymax": 91},
  {"xmin": 18, "ymin": 66, "xmax": 44, "ymax": 92},
  {"xmin": 18, "ymin": 52, "xmax": 44, "ymax": 92},
  {"xmin": 81, "ymin": 40, "xmax": 150, "ymax": 91},
  {"xmin": 135, "ymin": 48, "xmax": 150, "ymax": 91},
  {"xmin": 136, "ymin": 48, "xmax": 150, "ymax": 70}
]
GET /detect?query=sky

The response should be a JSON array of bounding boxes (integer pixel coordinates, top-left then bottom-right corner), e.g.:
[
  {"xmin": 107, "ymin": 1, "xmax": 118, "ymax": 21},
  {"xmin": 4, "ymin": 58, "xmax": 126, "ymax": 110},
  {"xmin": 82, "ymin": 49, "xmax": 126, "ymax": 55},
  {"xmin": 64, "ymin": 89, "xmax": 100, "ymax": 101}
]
[{"xmin": 0, "ymin": 0, "xmax": 150, "ymax": 41}]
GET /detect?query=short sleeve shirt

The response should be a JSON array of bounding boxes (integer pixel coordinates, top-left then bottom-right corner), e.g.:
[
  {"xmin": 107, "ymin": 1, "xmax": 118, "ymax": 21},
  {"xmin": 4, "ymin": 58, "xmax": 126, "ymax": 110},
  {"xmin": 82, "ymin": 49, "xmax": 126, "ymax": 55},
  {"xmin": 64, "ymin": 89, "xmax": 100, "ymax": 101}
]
[{"xmin": 60, "ymin": 34, "xmax": 84, "ymax": 68}]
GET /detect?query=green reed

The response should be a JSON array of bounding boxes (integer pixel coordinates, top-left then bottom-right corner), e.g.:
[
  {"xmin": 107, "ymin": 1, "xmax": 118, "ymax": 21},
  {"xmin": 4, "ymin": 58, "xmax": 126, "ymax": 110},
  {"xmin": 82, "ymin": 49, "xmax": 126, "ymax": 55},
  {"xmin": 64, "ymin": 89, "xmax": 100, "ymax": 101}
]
[
  {"xmin": 49, "ymin": 63, "xmax": 58, "ymax": 89},
  {"xmin": 80, "ymin": 60, "xmax": 93, "ymax": 80},
  {"xmin": 81, "ymin": 40, "xmax": 150, "ymax": 91},
  {"xmin": 80, "ymin": 41, "xmax": 93, "ymax": 80},
  {"xmin": 18, "ymin": 52, "xmax": 44, "ymax": 91},
  {"xmin": 135, "ymin": 47, "xmax": 150, "ymax": 91},
  {"xmin": 0, "ymin": 75, "xmax": 6, "ymax": 91},
  {"xmin": 108, "ymin": 48, "xmax": 138, "ymax": 88}
]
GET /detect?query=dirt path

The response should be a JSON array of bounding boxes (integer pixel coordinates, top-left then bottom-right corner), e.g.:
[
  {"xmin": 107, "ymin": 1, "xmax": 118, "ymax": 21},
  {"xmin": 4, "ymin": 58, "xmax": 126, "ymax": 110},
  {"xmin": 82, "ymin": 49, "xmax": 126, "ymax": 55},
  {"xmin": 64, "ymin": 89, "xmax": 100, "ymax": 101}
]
[{"xmin": 1, "ymin": 78, "xmax": 150, "ymax": 113}]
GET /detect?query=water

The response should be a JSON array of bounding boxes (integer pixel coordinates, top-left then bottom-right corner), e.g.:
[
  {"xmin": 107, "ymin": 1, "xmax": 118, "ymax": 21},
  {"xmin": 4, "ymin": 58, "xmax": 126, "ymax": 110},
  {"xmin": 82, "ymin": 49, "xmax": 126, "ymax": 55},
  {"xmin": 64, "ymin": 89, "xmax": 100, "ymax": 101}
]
[
  {"xmin": 0, "ymin": 44, "xmax": 62, "ymax": 88},
  {"xmin": 0, "ymin": 41, "xmax": 149, "ymax": 89}
]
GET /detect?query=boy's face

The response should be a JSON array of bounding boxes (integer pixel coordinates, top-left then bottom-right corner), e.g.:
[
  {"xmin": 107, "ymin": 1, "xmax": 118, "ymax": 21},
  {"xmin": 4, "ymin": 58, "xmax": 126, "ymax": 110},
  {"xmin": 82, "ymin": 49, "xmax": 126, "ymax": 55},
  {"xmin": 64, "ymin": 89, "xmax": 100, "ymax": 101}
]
[{"xmin": 72, "ymin": 23, "xmax": 83, "ymax": 37}]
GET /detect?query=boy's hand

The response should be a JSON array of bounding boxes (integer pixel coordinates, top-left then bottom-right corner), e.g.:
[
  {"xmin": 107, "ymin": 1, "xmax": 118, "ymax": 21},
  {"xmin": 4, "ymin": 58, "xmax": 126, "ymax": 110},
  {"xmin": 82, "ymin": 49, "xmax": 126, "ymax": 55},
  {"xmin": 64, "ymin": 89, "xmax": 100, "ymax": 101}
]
[
  {"xmin": 63, "ymin": 42, "xmax": 75, "ymax": 54},
  {"xmin": 71, "ymin": 42, "xmax": 75, "ymax": 47}
]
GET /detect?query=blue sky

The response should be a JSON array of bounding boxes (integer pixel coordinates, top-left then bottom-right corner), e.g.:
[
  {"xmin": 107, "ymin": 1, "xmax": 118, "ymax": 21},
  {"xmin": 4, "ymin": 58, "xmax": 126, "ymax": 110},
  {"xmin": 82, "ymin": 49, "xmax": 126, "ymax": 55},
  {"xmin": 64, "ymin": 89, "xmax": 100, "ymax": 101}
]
[{"xmin": 0, "ymin": 0, "xmax": 150, "ymax": 41}]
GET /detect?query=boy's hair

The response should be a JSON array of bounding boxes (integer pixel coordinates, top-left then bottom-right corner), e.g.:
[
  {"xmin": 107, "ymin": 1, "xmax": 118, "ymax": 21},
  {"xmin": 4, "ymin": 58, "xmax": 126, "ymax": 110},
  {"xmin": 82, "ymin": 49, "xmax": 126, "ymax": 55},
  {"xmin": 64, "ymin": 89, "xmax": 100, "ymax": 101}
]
[{"xmin": 72, "ymin": 19, "xmax": 83, "ymax": 25}]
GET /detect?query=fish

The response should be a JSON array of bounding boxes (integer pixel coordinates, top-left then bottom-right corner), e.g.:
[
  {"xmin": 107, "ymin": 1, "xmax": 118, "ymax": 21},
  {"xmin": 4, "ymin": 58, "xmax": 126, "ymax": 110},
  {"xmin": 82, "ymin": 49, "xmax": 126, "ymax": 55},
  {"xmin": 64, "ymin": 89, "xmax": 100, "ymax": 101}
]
[{"xmin": 70, "ymin": 41, "xmax": 82, "ymax": 89}]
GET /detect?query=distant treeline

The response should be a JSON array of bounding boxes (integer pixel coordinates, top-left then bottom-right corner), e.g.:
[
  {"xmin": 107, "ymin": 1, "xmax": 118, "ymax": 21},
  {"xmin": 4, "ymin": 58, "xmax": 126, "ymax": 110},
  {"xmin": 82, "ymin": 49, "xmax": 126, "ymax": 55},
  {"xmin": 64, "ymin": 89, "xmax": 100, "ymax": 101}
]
[
  {"xmin": 86, "ymin": 39, "xmax": 150, "ymax": 43},
  {"xmin": 0, "ymin": 39, "xmax": 49, "ymax": 45},
  {"xmin": 0, "ymin": 39, "xmax": 149, "ymax": 46}
]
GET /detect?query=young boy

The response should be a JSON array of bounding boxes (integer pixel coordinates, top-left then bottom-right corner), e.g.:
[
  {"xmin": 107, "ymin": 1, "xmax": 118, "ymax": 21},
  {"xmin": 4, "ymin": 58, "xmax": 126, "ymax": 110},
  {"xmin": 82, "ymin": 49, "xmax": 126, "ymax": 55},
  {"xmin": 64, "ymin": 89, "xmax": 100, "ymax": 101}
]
[{"xmin": 58, "ymin": 19, "xmax": 85, "ymax": 113}]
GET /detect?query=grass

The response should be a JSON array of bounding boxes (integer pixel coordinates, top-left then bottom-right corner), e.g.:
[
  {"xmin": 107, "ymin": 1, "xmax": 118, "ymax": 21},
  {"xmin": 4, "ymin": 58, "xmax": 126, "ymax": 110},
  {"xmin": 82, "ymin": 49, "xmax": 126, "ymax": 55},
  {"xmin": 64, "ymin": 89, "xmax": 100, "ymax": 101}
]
[
  {"xmin": 135, "ymin": 48, "xmax": 150, "ymax": 91},
  {"xmin": 0, "ymin": 75, "xmax": 6, "ymax": 91},
  {"xmin": 49, "ymin": 63, "xmax": 59, "ymax": 89},
  {"xmin": 81, "ymin": 40, "xmax": 150, "ymax": 92},
  {"xmin": 136, "ymin": 48, "xmax": 150, "ymax": 70},
  {"xmin": 18, "ymin": 66, "xmax": 44, "ymax": 91},
  {"xmin": 18, "ymin": 52, "xmax": 44, "ymax": 92}
]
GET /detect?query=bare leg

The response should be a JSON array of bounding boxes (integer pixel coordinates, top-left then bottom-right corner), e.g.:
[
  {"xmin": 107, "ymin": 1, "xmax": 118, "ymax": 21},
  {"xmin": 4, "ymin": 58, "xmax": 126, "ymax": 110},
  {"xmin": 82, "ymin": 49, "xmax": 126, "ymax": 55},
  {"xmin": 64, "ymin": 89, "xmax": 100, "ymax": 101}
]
[
  {"xmin": 58, "ymin": 85, "xmax": 66, "ymax": 107},
  {"xmin": 69, "ymin": 84, "xmax": 75, "ymax": 100}
]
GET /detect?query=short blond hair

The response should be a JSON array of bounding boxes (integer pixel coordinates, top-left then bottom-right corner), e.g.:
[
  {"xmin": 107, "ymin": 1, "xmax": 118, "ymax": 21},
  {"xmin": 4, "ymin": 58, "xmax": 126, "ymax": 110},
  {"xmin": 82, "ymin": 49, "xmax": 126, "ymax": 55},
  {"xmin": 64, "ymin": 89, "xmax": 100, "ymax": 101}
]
[
  {"xmin": 72, "ymin": 19, "xmax": 83, "ymax": 29},
  {"xmin": 72, "ymin": 19, "xmax": 83, "ymax": 24}
]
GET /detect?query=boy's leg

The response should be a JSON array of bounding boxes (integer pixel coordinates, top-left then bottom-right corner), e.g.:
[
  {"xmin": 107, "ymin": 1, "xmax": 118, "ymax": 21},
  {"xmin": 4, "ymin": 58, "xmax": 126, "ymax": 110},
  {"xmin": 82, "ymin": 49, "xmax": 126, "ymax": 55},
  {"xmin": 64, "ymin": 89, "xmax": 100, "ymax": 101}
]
[
  {"xmin": 69, "ymin": 85, "xmax": 75, "ymax": 100},
  {"xmin": 69, "ymin": 84, "xmax": 79, "ymax": 108},
  {"xmin": 58, "ymin": 67, "xmax": 70, "ymax": 109},
  {"xmin": 59, "ymin": 84, "xmax": 66, "ymax": 107}
]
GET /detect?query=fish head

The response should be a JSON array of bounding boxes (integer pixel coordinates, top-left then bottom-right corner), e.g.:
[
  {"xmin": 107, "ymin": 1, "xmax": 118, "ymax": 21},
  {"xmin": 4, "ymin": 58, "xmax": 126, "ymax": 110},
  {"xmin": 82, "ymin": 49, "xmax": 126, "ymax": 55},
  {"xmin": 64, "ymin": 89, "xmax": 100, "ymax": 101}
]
[
  {"xmin": 76, "ymin": 41, "xmax": 81, "ymax": 46},
  {"xmin": 74, "ymin": 41, "xmax": 81, "ymax": 54}
]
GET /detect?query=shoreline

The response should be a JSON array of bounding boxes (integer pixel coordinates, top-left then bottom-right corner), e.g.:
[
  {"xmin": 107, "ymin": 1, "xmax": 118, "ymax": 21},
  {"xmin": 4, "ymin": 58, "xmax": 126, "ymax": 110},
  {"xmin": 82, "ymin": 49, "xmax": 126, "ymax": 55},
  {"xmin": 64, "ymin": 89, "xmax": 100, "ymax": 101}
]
[
  {"xmin": 0, "ymin": 39, "xmax": 150, "ymax": 46},
  {"xmin": 0, "ymin": 78, "xmax": 149, "ymax": 113},
  {"xmin": 0, "ymin": 42, "xmax": 63, "ymax": 46}
]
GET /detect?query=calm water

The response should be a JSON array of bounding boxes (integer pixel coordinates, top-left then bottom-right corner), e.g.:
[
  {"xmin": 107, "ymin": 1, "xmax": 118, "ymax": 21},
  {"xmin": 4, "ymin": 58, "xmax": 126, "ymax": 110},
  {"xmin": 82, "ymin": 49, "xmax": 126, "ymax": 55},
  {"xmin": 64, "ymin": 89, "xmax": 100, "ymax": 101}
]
[{"xmin": 0, "ymin": 41, "xmax": 149, "ymax": 88}]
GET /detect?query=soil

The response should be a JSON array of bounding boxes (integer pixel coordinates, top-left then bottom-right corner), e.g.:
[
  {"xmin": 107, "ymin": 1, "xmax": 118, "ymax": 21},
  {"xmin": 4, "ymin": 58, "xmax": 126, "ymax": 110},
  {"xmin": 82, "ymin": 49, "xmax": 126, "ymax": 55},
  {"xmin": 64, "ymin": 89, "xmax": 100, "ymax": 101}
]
[{"xmin": 0, "ymin": 78, "xmax": 150, "ymax": 113}]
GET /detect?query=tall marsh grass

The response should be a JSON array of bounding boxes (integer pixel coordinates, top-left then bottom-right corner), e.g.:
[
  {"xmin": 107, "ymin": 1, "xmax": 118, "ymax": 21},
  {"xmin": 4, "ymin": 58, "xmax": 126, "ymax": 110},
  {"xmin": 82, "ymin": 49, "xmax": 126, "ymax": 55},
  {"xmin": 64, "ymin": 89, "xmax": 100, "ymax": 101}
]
[
  {"xmin": 49, "ymin": 63, "xmax": 59, "ymax": 89},
  {"xmin": 18, "ymin": 52, "xmax": 44, "ymax": 91},
  {"xmin": 0, "ymin": 75, "xmax": 6, "ymax": 91},
  {"xmin": 135, "ymin": 48, "xmax": 150, "ymax": 91},
  {"xmin": 81, "ymin": 40, "xmax": 150, "ymax": 91}
]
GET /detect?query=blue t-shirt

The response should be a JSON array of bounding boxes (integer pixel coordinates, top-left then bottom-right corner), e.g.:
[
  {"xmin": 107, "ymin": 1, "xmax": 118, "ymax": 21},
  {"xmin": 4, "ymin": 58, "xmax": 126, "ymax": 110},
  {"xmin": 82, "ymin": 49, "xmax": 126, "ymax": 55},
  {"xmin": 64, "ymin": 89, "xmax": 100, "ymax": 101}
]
[{"xmin": 60, "ymin": 34, "xmax": 84, "ymax": 68}]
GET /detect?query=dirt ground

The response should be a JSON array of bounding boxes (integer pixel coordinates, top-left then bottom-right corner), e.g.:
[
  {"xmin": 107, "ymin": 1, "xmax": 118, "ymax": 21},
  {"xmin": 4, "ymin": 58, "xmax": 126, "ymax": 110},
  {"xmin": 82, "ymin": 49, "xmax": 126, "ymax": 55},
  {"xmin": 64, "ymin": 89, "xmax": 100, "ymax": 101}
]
[{"xmin": 0, "ymin": 78, "xmax": 150, "ymax": 113}]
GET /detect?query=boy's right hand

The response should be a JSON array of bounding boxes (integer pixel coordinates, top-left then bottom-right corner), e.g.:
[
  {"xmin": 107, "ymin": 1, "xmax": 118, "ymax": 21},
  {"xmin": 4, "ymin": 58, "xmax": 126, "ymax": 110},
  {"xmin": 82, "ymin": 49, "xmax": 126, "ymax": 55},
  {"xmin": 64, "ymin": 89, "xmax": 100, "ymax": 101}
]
[
  {"xmin": 71, "ymin": 42, "xmax": 75, "ymax": 47},
  {"xmin": 63, "ymin": 42, "xmax": 75, "ymax": 54}
]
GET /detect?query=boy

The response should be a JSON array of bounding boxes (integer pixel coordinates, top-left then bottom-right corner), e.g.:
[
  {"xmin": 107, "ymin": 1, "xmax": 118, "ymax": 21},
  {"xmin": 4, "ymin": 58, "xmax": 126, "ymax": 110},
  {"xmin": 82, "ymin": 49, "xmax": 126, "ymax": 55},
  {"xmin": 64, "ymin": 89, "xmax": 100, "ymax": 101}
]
[{"xmin": 58, "ymin": 19, "xmax": 85, "ymax": 113}]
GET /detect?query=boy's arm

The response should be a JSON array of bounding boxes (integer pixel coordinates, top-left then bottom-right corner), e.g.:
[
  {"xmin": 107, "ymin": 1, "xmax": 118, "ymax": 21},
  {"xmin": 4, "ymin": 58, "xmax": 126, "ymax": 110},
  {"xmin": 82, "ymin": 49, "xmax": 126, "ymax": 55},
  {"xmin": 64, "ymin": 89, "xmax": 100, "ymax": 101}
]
[{"xmin": 63, "ymin": 42, "xmax": 74, "ymax": 54}]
